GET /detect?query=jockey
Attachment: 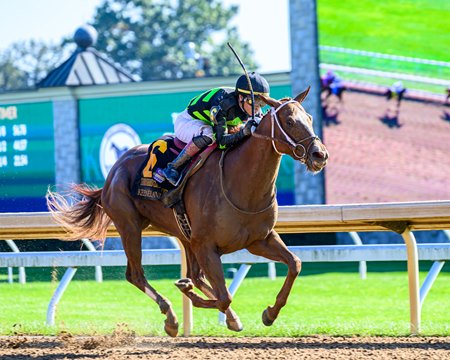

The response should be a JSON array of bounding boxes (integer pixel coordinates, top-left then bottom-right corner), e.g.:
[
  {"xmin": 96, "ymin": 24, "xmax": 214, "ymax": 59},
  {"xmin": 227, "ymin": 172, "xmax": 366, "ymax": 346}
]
[
  {"xmin": 385, "ymin": 81, "xmax": 406, "ymax": 109},
  {"xmin": 162, "ymin": 72, "xmax": 270, "ymax": 185},
  {"xmin": 386, "ymin": 81, "xmax": 406, "ymax": 100},
  {"xmin": 321, "ymin": 70, "xmax": 336, "ymax": 88}
]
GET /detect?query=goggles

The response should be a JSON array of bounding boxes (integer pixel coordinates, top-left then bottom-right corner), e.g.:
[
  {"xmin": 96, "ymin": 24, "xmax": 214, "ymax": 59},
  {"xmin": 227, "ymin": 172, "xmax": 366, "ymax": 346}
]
[{"xmin": 246, "ymin": 97, "xmax": 266, "ymax": 107}]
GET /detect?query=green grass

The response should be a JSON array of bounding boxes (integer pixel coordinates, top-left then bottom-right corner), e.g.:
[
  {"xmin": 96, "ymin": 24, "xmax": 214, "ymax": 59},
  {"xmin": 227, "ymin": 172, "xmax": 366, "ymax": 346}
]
[
  {"xmin": 1, "ymin": 262, "xmax": 449, "ymax": 336},
  {"xmin": 318, "ymin": 0, "xmax": 450, "ymax": 91},
  {"xmin": 319, "ymin": 0, "xmax": 450, "ymax": 61}
]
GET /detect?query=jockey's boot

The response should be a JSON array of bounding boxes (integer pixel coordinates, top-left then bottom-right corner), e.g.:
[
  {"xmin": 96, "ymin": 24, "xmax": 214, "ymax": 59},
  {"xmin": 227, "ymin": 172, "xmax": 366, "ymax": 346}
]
[
  {"xmin": 162, "ymin": 139, "xmax": 205, "ymax": 186},
  {"xmin": 163, "ymin": 135, "xmax": 213, "ymax": 186}
]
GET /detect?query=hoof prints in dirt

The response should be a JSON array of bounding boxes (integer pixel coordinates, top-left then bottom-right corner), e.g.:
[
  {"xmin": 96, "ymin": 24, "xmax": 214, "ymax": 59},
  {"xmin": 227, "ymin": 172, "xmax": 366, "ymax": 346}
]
[{"xmin": 1, "ymin": 336, "xmax": 450, "ymax": 360}]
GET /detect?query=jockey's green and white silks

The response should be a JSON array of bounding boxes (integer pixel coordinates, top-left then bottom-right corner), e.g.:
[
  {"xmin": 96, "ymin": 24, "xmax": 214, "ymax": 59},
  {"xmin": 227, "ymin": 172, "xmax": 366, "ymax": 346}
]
[{"xmin": 186, "ymin": 87, "xmax": 247, "ymax": 127}]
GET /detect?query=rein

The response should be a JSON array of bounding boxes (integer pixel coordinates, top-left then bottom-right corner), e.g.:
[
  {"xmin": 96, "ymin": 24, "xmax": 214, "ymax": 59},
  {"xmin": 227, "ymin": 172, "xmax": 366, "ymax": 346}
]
[
  {"xmin": 217, "ymin": 100, "xmax": 316, "ymax": 215},
  {"xmin": 219, "ymin": 150, "xmax": 276, "ymax": 215},
  {"xmin": 252, "ymin": 100, "xmax": 319, "ymax": 162}
]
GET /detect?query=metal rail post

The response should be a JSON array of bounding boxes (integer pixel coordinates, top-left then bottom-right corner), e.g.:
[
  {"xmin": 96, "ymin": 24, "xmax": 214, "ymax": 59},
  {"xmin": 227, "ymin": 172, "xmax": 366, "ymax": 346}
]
[
  {"xmin": 175, "ymin": 239, "xmax": 192, "ymax": 337},
  {"xmin": 46, "ymin": 267, "xmax": 78, "ymax": 326},
  {"xmin": 348, "ymin": 232, "xmax": 367, "ymax": 279},
  {"xmin": 268, "ymin": 262, "xmax": 276, "ymax": 280},
  {"xmin": 420, "ymin": 261, "xmax": 445, "ymax": 308},
  {"xmin": 81, "ymin": 239, "xmax": 102, "ymax": 282},
  {"xmin": 401, "ymin": 228, "xmax": 420, "ymax": 335},
  {"xmin": 5, "ymin": 240, "xmax": 26, "ymax": 284}
]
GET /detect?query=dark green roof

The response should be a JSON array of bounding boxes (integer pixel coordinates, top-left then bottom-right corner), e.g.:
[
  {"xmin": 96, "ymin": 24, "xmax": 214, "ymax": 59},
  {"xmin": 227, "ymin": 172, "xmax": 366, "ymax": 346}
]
[{"xmin": 37, "ymin": 47, "xmax": 136, "ymax": 88}]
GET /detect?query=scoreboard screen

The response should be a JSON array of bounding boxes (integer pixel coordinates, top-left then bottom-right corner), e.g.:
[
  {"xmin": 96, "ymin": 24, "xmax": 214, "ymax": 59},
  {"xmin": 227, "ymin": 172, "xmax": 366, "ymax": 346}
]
[{"xmin": 0, "ymin": 102, "xmax": 55, "ymax": 212}]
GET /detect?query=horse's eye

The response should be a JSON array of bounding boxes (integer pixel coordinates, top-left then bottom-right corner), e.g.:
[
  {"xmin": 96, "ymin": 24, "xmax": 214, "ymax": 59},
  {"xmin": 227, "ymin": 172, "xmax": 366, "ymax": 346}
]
[{"xmin": 287, "ymin": 119, "xmax": 294, "ymax": 127}]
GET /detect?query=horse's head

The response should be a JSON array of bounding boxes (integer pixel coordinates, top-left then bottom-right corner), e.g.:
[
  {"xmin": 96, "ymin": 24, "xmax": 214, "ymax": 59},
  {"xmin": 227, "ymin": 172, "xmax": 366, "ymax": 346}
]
[{"xmin": 257, "ymin": 87, "xmax": 329, "ymax": 173}]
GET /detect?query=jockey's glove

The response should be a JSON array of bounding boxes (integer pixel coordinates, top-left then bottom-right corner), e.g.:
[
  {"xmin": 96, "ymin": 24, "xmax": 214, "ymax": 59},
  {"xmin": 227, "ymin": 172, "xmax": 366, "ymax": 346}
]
[{"xmin": 243, "ymin": 119, "xmax": 257, "ymax": 136}]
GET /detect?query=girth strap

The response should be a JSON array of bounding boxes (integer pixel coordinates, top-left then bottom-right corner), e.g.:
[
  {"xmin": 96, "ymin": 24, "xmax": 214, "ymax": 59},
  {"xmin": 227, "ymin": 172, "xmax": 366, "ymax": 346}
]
[{"xmin": 173, "ymin": 201, "xmax": 192, "ymax": 240}]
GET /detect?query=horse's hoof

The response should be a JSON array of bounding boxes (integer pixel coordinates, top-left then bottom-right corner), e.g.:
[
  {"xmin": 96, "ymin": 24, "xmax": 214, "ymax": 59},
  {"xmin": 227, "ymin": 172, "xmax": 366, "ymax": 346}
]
[
  {"xmin": 226, "ymin": 317, "xmax": 243, "ymax": 332},
  {"xmin": 163, "ymin": 309, "xmax": 179, "ymax": 337},
  {"xmin": 164, "ymin": 319, "xmax": 179, "ymax": 337},
  {"xmin": 262, "ymin": 308, "xmax": 275, "ymax": 326},
  {"xmin": 174, "ymin": 278, "xmax": 193, "ymax": 292}
]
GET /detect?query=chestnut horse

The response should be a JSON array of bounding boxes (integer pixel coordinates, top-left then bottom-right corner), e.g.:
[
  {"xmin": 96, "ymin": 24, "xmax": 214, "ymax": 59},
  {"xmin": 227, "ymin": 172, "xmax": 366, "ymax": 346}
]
[{"xmin": 47, "ymin": 88, "xmax": 328, "ymax": 337}]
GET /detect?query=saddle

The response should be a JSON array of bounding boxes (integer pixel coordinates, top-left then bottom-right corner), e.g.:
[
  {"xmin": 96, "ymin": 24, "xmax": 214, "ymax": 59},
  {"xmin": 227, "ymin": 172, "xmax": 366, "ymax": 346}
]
[{"xmin": 132, "ymin": 135, "xmax": 216, "ymax": 239}]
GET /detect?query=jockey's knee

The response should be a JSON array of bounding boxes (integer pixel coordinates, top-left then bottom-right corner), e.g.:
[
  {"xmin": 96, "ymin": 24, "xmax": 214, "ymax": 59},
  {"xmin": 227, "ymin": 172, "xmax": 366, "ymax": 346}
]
[{"xmin": 193, "ymin": 134, "xmax": 214, "ymax": 148}]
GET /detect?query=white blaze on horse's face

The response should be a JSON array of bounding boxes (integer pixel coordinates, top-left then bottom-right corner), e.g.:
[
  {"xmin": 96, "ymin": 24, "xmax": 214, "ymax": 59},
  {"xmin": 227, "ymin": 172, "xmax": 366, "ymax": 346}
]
[{"xmin": 294, "ymin": 104, "xmax": 314, "ymax": 137}]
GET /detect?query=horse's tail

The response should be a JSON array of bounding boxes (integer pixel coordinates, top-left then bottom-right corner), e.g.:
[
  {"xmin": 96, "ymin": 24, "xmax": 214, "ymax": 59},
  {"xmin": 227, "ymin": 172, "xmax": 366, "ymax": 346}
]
[{"xmin": 46, "ymin": 184, "xmax": 111, "ymax": 241}]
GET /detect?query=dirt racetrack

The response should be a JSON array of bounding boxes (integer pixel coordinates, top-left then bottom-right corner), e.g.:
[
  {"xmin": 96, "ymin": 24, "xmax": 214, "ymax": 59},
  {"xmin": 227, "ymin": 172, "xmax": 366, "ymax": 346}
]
[
  {"xmin": 323, "ymin": 89, "xmax": 450, "ymax": 204},
  {"xmin": 1, "ymin": 335, "xmax": 450, "ymax": 359}
]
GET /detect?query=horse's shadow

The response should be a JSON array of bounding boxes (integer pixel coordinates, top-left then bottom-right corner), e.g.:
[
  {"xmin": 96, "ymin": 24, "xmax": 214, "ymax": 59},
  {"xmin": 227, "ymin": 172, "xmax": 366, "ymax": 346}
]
[
  {"xmin": 441, "ymin": 110, "xmax": 450, "ymax": 123},
  {"xmin": 379, "ymin": 108, "xmax": 402, "ymax": 128},
  {"xmin": 321, "ymin": 103, "xmax": 341, "ymax": 127}
]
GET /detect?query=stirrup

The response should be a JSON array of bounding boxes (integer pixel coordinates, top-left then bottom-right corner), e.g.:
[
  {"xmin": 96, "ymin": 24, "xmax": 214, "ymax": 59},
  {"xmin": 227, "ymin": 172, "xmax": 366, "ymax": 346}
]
[{"xmin": 163, "ymin": 167, "xmax": 180, "ymax": 186}]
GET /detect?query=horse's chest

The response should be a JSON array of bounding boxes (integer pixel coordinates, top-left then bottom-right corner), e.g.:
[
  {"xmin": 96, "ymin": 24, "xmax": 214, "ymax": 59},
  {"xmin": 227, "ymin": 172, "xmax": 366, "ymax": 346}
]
[{"xmin": 198, "ymin": 212, "xmax": 275, "ymax": 253}]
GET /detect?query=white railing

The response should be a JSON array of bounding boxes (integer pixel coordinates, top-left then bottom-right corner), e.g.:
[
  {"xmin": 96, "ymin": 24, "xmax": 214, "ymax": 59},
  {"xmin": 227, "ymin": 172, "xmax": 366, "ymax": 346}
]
[
  {"xmin": 319, "ymin": 45, "xmax": 450, "ymax": 93},
  {"xmin": 1, "ymin": 200, "xmax": 450, "ymax": 336},
  {"xmin": 320, "ymin": 63, "xmax": 450, "ymax": 87},
  {"xmin": 320, "ymin": 45, "xmax": 450, "ymax": 68}
]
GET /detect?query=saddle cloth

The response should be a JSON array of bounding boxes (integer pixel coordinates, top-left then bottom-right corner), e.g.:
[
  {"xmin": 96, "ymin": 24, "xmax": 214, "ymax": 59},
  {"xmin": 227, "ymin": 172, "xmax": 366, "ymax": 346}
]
[{"xmin": 132, "ymin": 135, "xmax": 215, "ymax": 201}]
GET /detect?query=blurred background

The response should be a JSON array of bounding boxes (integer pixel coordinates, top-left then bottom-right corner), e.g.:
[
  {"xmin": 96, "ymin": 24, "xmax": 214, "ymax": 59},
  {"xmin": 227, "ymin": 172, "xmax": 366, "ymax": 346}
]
[{"xmin": 0, "ymin": 0, "xmax": 449, "ymax": 249}]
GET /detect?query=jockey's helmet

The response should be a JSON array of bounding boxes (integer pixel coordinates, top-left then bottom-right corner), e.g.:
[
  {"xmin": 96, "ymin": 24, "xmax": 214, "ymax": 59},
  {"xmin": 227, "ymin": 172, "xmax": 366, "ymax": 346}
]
[{"xmin": 236, "ymin": 72, "xmax": 270, "ymax": 97}]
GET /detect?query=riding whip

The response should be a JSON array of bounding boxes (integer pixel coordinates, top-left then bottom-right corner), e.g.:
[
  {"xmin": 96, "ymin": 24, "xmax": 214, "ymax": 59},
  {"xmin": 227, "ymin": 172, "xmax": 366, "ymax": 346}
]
[{"xmin": 227, "ymin": 42, "xmax": 255, "ymax": 121}]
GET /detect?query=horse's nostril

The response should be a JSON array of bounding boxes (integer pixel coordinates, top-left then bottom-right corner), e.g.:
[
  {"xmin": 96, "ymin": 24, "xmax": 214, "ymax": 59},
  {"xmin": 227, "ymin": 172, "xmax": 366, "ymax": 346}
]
[{"xmin": 312, "ymin": 151, "xmax": 326, "ymax": 160}]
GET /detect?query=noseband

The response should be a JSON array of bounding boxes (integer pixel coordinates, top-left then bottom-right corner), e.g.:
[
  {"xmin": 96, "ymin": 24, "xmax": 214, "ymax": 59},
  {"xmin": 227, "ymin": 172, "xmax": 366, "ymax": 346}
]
[{"xmin": 253, "ymin": 100, "xmax": 319, "ymax": 162}]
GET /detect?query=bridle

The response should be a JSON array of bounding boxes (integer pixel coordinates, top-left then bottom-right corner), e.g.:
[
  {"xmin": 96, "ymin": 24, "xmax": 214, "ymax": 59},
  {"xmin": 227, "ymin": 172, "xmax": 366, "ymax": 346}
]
[
  {"xmin": 219, "ymin": 100, "xmax": 320, "ymax": 215},
  {"xmin": 252, "ymin": 100, "xmax": 319, "ymax": 163}
]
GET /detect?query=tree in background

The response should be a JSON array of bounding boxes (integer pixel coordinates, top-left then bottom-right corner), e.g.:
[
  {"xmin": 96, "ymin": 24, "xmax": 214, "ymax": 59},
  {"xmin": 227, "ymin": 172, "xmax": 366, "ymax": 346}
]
[
  {"xmin": 91, "ymin": 0, "xmax": 257, "ymax": 80},
  {"xmin": 0, "ymin": 48, "xmax": 27, "ymax": 92},
  {"xmin": 0, "ymin": 0, "xmax": 256, "ymax": 90},
  {"xmin": 0, "ymin": 40, "xmax": 68, "ymax": 92}
]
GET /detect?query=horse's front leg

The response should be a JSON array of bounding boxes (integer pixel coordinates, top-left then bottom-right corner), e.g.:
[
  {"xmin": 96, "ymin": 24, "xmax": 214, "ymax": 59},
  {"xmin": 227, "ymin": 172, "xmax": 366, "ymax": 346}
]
[
  {"xmin": 178, "ymin": 245, "xmax": 242, "ymax": 331},
  {"xmin": 174, "ymin": 243, "xmax": 224, "ymax": 309},
  {"xmin": 191, "ymin": 273, "xmax": 243, "ymax": 332},
  {"xmin": 246, "ymin": 230, "xmax": 301, "ymax": 326},
  {"xmin": 188, "ymin": 241, "xmax": 232, "ymax": 314}
]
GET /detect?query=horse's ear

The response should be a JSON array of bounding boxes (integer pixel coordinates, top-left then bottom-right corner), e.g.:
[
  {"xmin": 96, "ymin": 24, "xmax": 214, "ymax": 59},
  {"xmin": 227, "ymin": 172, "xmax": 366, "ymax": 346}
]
[
  {"xmin": 259, "ymin": 93, "xmax": 281, "ymax": 108},
  {"xmin": 294, "ymin": 86, "xmax": 311, "ymax": 103}
]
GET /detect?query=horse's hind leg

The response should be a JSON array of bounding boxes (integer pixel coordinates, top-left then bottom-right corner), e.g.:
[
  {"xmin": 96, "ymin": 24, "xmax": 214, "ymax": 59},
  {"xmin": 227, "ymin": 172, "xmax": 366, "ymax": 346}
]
[
  {"xmin": 105, "ymin": 201, "xmax": 178, "ymax": 336},
  {"xmin": 246, "ymin": 230, "xmax": 301, "ymax": 326}
]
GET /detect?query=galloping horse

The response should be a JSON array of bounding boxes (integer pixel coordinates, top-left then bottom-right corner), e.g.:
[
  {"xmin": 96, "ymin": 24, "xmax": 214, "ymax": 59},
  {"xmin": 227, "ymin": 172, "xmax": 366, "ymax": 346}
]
[{"xmin": 47, "ymin": 88, "xmax": 329, "ymax": 337}]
